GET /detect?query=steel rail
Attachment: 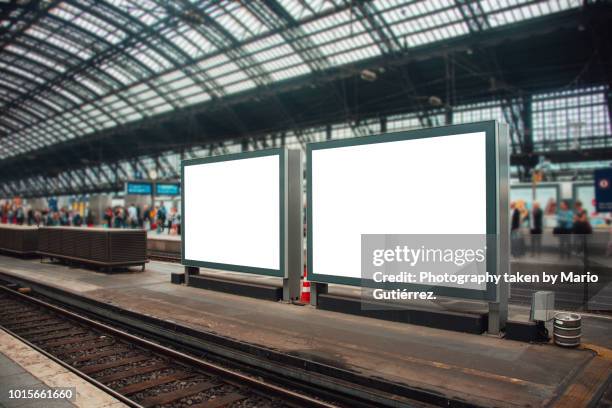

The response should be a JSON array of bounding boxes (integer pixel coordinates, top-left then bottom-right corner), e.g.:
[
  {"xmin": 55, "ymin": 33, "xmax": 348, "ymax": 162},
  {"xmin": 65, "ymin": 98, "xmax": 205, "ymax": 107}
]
[{"xmin": 0, "ymin": 285, "xmax": 338, "ymax": 408}]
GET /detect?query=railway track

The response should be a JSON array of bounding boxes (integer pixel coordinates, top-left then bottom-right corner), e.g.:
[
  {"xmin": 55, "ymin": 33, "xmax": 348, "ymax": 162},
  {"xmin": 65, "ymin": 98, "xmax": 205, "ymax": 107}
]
[{"xmin": 0, "ymin": 286, "xmax": 336, "ymax": 408}]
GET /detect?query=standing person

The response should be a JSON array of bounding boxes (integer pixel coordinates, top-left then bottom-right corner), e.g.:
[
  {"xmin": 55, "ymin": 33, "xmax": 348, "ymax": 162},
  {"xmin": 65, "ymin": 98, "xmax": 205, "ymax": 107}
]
[
  {"xmin": 156, "ymin": 202, "xmax": 166, "ymax": 234},
  {"xmin": 127, "ymin": 203, "xmax": 138, "ymax": 228},
  {"xmin": 169, "ymin": 207, "xmax": 179, "ymax": 235},
  {"xmin": 72, "ymin": 211, "xmax": 83, "ymax": 227},
  {"xmin": 530, "ymin": 201, "xmax": 543, "ymax": 256},
  {"xmin": 15, "ymin": 205, "xmax": 25, "ymax": 225},
  {"xmin": 85, "ymin": 210, "xmax": 95, "ymax": 227},
  {"xmin": 136, "ymin": 205, "xmax": 143, "ymax": 228},
  {"xmin": 59, "ymin": 208, "xmax": 69, "ymax": 226},
  {"xmin": 572, "ymin": 200, "xmax": 592, "ymax": 255},
  {"xmin": 142, "ymin": 204, "xmax": 150, "ymax": 230},
  {"xmin": 103, "ymin": 207, "xmax": 113, "ymax": 228},
  {"xmin": 116, "ymin": 207, "xmax": 127, "ymax": 228},
  {"xmin": 510, "ymin": 202, "xmax": 524, "ymax": 257},
  {"xmin": 34, "ymin": 210, "xmax": 42, "ymax": 226},
  {"xmin": 555, "ymin": 200, "xmax": 573, "ymax": 258}
]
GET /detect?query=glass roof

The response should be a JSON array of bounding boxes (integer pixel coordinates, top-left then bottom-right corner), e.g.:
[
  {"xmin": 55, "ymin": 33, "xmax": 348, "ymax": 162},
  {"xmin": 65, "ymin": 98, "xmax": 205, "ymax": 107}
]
[{"xmin": 0, "ymin": 0, "xmax": 582, "ymax": 159}]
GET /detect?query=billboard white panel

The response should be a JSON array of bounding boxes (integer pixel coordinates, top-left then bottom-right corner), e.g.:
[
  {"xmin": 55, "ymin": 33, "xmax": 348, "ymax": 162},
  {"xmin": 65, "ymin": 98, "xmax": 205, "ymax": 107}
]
[
  {"xmin": 183, "ymin": 154, "xmax": 280, "ymax": 272},
  {"xmin": 310, "ymin": 131, "xmax": 488, "ymax": 280}
]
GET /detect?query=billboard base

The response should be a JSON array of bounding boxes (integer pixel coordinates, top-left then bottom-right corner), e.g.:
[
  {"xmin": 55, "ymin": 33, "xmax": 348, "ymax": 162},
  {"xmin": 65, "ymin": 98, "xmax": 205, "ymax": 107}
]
[
  {"xmin": 188, "ymin": 274, "xmax": 283, "ymax": 301},
  {"xmin": 316, "ymin": 293, "xmax": 488, "ymax": 334}
]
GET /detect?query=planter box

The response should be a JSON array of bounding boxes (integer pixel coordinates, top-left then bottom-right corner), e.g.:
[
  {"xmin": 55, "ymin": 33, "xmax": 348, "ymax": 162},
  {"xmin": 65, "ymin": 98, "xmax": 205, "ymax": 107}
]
[
  {"xmin": 38, "ymin": 227, "xmax": 147, "ymax": 269},
  {"xmin": 0, "ymin": 225, "xmax": 39, "ymax": 255}
]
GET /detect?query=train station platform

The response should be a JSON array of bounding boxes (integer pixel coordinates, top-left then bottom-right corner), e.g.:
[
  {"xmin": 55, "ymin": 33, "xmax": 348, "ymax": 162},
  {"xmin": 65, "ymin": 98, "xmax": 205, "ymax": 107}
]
[
  {"xmin": 0, "ymin": 254, "xmax": 611, "ymax": 407},
  {"xmin": 0, "ymin": 329, "xmax": 127, "ymax": 408}
]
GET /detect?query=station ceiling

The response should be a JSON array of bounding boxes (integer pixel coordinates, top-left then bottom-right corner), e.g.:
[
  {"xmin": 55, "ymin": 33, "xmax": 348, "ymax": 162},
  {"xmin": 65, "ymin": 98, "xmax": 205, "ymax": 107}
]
[{"xmin": 0, "ymin": 0, "xmax": 611, "ymax": 185}]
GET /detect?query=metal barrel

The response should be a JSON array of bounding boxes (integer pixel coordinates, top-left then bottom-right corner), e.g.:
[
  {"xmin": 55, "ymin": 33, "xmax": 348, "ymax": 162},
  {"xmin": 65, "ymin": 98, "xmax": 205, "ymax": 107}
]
[{"xmin": 553, "ymin": 312, "xmax": 581, "ymax": 347}]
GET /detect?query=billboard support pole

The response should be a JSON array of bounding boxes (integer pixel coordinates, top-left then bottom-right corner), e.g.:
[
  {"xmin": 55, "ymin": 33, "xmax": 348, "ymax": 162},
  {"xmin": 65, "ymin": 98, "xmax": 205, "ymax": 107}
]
[
  {"xmin": 310, "ymin": 282, "xmax": 328, "ymax": 306},
  {"xmin": 184, "ymin": 266, "xmax": 199, "ymax": 285},
  {"xmin": 284, "ymin": 149, "xmax": 303, "ymax": 301},
  {"xmin": 488, "ymin": 123, "xmax": 510, "ymax": 335}
]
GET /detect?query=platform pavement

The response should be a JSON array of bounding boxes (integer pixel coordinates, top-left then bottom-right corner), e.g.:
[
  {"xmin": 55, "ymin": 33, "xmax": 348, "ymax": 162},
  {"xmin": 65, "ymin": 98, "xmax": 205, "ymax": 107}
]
[
  {"xmin": 0, "ymin": 329, "xmax": 126, "ymax": 408},
  {"xmin": 0, "ymin": 254, "xmax": 611, "ymax": 407}
]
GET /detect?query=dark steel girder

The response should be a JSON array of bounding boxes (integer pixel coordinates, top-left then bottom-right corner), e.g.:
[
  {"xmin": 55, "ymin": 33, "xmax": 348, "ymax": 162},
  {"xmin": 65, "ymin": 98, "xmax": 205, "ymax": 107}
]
[{"xmin": 0, "ymin": 5, "xmax": 610, "ymax": 196}]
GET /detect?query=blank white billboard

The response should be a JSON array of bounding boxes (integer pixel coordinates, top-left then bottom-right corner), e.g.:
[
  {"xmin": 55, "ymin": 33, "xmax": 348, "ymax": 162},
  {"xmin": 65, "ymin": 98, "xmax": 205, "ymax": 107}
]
[
  {"xmin": 310, "ymin": 131, "xmax": 488, "ymax": 280},
  {"xmin": 183, "ymin": 153, "xmax": 281, "ymax": 273}
]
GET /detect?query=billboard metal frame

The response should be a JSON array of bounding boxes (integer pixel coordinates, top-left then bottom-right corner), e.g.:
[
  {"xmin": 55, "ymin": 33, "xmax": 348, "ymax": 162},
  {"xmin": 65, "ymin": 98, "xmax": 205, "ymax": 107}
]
[
  {"xmin": 307, "ymin": 121, "xmax": 509, "ymax": 310},
  {"xmin": 181, "ymin": 148, "xmax": 286, "ymax": 277}
]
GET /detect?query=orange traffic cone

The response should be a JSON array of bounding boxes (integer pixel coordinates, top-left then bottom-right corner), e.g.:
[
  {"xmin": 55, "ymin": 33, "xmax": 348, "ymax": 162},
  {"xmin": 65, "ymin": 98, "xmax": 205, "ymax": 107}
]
[{"xmin": 300, "ymin": 265, "xmax": 310, "ymax": 304}]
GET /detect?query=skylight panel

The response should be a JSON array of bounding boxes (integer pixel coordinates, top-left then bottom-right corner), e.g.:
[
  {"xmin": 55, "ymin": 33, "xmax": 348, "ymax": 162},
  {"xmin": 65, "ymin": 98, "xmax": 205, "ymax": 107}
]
[
  {"xmin": 5, "ymin": 45, "xmax": 65, "ymax": 73},
  {"xmin": 167, "ymin": 32, "xmax": 200, "ymax": 58},
  {"xmin": 150, "ymin": 103, "xmax": 174, "ymax": 115},
  {"xmin": 180, "ymin": 26, "xmax": 216, "ymax": 55},
  {"xmin": 310, "ymin": 0, "xmax": 335, "ymax": 14},
  {"xmin": 276, "ymin": 0, "xmax": 314, "ymax": 20},
  {"xmin": 125, "ymin": 83, "xmax": 150, "ymax": 96},
  {"xmin": 223, "ymin": 79, "xmax": 257, "ymax": 95},
  {"xmin": 100, "ymin": 94, "xmax": 120, "ymax": 106},
  {"xmin": 317, "ymin": 32, "xmax": 380, "ymax": 66},
  {"xmin": 301, "ymin": 10, "xmax": 379, "ymax": 65},
  {"xmin": 243, "ymin": 35, "xmax": 284, "ymax": 55},
  {"xmin": 162, "ymin": 76, "xmax": 196, "ymax": 91},
  {"xmin": 245, "ymin": 36, "xmax": 311, "ymax": 80},
  {"xmin": 142, "ymin": 95, "xmax": 167, "ymax": 108},
  {"xmin": 485, "ymin": 0, "xmax": 580, "ymax": 28},
  {"xmin": 54, "ymin": 87, "xmax": 82, "ymax": 105},
  {"xmin": 118, "ymin": 0, "xmax": 164, "ymax": 26},
  {"xmin": 27, "ymin": 25, "xmax": 93, "ymax": 59},
  {"xmin": 174, "ymin": 86, "xmax": 202, "ymax": 99},
  {"xmin": 50, "ymin": 4, "xmax": 123, "ymax": 45},
  {"xmin": 76, "ymin": 76, "xmax": 107, "ymax": 95},
  {"xmin": 302, "ymin": 9, "xmax": 352, "ymax": 35},
  {"xmin": 183, "ymin": 92, "xmax": 211, "ymax": 105},
  {"xmin": 116, "ymin": 105, "xmax": 137, "ymax": 115},
  {"xmin": 269, "ymin": 65, "xmax": 311, "ymax": 82},
  {"xmin": 113, "ymin": 111, "xmax": 139, "ymax": 125},
  {"xmin": 228, "ymin": 5, "xmax": 267, "ymax": 37},
  {"xmin": 197, "ymin": 54, "xmax": 231, "ymax": 73},
  {"xmin": 1, "ymin": 63, "xmax": 44, "ymax": 84},
  {"xmin": 100, "ymin": 62, "xmax": 136, "ymax": 87},
  {"xmin": 214, "ymin": 69, "xmax": 250, "ymax": 87},
  {"xmin": 128, "ymin": 48, "xmax": 168, "ymax": 73},
  {"xmin": 212, "ymin": 12, "xmax": 248, "ymax": 41},
  {"xmin": 109, "ymin": 99, "xmax": 128, "ymax": 111},
  {"xmin": 158, "ymin": 69, "xmax": 185, "ymax": 84}
]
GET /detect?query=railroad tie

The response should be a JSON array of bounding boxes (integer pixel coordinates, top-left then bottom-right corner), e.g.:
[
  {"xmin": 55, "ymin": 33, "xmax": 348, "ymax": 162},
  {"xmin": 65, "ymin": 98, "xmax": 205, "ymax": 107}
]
[
  {"xmin": 4, "ymin": 317, "xmax": 63, "ymax": 327},
  {"xmin": 79, "ymin": 355, "xmax": 152, "ymax": 375},
  {"xmin": 28, "ymin": 329, "xmax": 88, "ymax": 342},
  {"xmin": 115, "ymin": 372, "xmax": 195, "ymax": 395},
  {"xmin": 54, "ymin": 339, "xmax": 116, "ymax": 356},
  {"xmin": 190, "ymin": 393, "xmax": 247, "ymax": 408},
  {"xmin": 96, "ymin": 362, "xmax": 168, "ymax": 384},
  {"xmin": 138, "ymin": 381, "xmax": 218, "ymax": 407},
  {"xmin": 44, "ymin": 334, "xmax": 103, "ymax": 348},
  {"xmin": 64, "ymin": 347, "xmax": 132, "ymax": 365},
  {"xmin": 14, "ymin": 323, "xmax": 74, "ymax": 337}
]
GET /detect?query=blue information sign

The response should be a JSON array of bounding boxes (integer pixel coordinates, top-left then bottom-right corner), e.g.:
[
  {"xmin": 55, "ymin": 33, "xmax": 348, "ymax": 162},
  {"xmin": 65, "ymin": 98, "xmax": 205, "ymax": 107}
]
[
  {"xmin": 126, "ymin": 182, "xmax": 153, "ymax": 195},
  {"xmin": 595, "ymin": 168, "xmax": 612, "ymax": 213},
  {"xmin": 155, "ymin": 183, "xmax": 180, "ymax": 196}
]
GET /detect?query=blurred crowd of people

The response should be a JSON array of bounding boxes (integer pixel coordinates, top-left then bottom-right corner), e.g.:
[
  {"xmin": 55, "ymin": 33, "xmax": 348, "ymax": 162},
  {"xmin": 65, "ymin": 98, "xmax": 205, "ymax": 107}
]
[
  {"xmin": 102, "ymin": 202, "xmax": 180, "ymax": 235},
  {"xmin": 0, "ymin": 200, "xmax": 94, "ymax": 227},
  {"xmin": 509, "ymin": 198, "xmax": 609, "ymax": 258},
  {"xmin": 0, "ymin": 200, "xmax": 180, "ymax": 235}
]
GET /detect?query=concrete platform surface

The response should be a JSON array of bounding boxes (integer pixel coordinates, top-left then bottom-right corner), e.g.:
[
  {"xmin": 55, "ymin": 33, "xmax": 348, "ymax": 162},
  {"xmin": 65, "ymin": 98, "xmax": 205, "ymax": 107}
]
[
  {"xmin": 0, "ymin": 255, "xmax": 611, "ymax": 407},
  {"xmin": 0, "ymin": 329, "xmax": 126, "ymax": 408}
]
